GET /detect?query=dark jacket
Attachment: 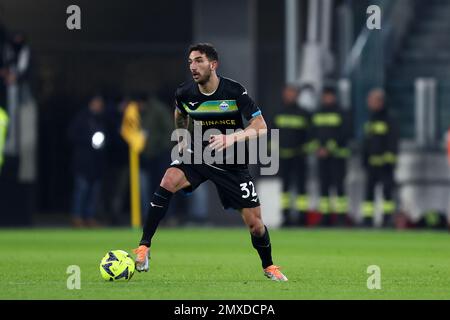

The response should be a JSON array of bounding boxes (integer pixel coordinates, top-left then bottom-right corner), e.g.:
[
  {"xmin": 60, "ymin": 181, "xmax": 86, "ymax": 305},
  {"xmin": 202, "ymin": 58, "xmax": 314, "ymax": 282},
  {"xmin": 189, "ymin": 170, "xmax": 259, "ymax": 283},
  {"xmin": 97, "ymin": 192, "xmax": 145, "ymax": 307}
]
[
  {"xmin": 363, "ymin": 107, "xmax": 399, "ymax": 168},
  {"xmin": 273, "ymin": 102, "xmax": 311, "ymax": 158},
  {"xmin": 68, "ymin": 108, "xmax": 107, "ymax": 180},
  {"xmin": 139, "ymin": 97, "xmax": 174, "ymax": 168},
  {"xmin": 309, "ymin": 104, "xmax": 352, "ymax": 158}
]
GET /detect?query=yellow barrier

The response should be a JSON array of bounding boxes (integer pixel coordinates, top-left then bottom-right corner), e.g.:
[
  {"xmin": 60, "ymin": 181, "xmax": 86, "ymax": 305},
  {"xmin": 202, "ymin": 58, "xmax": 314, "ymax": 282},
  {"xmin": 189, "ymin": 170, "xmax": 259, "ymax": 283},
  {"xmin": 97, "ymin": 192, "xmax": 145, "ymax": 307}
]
[{"xmin": 121, "ymin": 102, "xmax": 146, "ymax": 228}]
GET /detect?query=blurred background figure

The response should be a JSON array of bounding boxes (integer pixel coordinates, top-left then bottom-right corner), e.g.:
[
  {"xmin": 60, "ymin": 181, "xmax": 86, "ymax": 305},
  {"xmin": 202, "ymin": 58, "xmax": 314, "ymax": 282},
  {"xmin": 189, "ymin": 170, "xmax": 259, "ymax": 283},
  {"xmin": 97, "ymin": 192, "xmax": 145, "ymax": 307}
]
[
  {"xmin": 68, "ymin": 94, "xmax": 107, "ymax": 228},
  {"xmin": 310, "ymin": 85, "xmax": 351, "ymax": 227},
  {"xmin": 0, "ymin": 23, "xmax": 8, "ymax": 110},
  {"xmin": 0, "ymin": 25, "xmax": 37, "ymax": 227},
  {"xmin": 0, "ymin": 106, "xmax": 8, "ymax": 172},
  {"xmin": 103, "ymin": 96, "xmax": 129, "ymax": 225},
  {"xmin": 361, "ymin": 89, "xmax": 398, "ymax": 228},
  {"xmin": 6, "ymin": 31, "xmax": 37, "ymax": 185},
  {"xmin": 137, "ymin": 92, "xmax": 173, "ymax": 222},
  {"xmin": 7, "ymin": 31, "xmax": 31, "ymax": 103},
  {"xmin": 447, "ymin": 125, "xmax": 450, "ymax": 230},
  {"xmin": 274, "ymin": 84, "xmax": 311, "ymax": 227},
  {"xmin": 447, "ymin": 125, "xmax": 450, "ymax": 167}
]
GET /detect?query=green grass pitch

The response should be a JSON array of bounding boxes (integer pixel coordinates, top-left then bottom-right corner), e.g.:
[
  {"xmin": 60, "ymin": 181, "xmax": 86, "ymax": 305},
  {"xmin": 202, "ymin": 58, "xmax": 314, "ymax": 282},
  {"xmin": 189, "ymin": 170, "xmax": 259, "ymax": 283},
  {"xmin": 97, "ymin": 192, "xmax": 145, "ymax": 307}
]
[{"xmin": 1, "ymin": 227, "xmax": 449, "ymax": 299}]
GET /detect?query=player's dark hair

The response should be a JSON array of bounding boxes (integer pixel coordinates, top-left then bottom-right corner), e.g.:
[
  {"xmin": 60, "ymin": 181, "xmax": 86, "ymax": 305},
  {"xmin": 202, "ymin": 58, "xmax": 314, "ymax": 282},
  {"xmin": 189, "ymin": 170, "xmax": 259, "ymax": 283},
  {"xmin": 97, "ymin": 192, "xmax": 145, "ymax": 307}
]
[{"xmin": 188, "ymin": 43, "xmax": 219, "ymax": 62}]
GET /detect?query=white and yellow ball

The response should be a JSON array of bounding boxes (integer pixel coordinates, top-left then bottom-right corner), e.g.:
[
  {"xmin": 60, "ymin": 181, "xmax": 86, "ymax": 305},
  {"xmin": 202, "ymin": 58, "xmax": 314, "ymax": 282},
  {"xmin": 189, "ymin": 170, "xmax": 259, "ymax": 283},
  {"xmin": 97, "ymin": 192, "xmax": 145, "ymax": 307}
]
[{"xmin": 99, "ymin": 250, "xmax": 135, "ymax": 281}]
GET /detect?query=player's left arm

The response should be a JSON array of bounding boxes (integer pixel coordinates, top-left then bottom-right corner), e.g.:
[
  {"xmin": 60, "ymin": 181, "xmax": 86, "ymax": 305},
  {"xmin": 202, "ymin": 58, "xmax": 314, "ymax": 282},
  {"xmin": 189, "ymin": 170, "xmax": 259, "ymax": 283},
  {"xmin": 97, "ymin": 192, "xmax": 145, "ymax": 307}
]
[
  {"xmin": 209, "ymin": 115, "xmax": 267, "ymax": 152},
  {"xmin": 233, "ymin": 114, "xmax": 268, "ymax": 142},
  {"xmin": 209, "ymin": 86, "xmax": 267, "ymax": 152}
]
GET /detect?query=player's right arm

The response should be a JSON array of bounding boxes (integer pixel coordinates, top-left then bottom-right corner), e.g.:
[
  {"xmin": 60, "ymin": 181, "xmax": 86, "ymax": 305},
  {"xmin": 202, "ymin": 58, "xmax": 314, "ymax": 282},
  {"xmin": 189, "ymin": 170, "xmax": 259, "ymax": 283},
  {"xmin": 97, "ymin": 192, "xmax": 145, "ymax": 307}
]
[
  {"xmin": 174, "ymin": 89, "xmax": 189, "ymax": 130},
  {"xmin": 174, "ymin": 107, "xmax": 189, "ymax": 153},
  {"xmin": 174, "ymin": 107, "xmax": 188, "ymax": 130}
]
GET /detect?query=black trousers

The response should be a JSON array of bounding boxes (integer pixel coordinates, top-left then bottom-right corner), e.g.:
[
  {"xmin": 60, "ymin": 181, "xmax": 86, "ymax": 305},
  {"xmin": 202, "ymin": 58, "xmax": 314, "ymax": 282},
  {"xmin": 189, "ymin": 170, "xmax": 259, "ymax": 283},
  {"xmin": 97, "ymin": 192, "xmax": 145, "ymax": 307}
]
[
  {"xmin": 279, "ymin": 156, "xmax": 308, "ymax": 224},
  {"xmin": 366, "ymin": 165, "xmax": 394, "ymax": 201},
  {"xmin": 279, "ymin": 156, "xmax": 307, "ymax": 196},
  {"xmin": 363, "ymin": 165, "xmax": 395, "ymax": 224},
  {"xmin": 318, "ymin": 157, "xmax": 347, "ymax": 214}
]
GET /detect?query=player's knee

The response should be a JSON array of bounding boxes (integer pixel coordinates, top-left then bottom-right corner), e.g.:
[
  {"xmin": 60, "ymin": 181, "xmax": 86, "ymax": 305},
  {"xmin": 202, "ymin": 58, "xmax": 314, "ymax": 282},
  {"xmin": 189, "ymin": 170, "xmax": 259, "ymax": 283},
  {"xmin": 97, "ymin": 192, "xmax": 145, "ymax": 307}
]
[
  {"xmin": 160, "ymin": 168, "xmax": 183, "ymax": 192},
  {"xmin": 247, "ymin": 216, "xmax": 265, "ymax": 236},
  {"xmin": 241, "ymin": 208, "xmax": 265, "ymax": 236}
]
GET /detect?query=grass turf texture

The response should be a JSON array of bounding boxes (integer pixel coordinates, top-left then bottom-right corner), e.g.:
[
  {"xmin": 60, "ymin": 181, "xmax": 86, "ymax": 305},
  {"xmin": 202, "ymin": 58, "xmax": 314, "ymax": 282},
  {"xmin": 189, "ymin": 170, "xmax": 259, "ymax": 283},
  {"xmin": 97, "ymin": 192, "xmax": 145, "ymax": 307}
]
[{"xmin": 0, "ymin": 228, "xmax": 449, "ymax": 299}]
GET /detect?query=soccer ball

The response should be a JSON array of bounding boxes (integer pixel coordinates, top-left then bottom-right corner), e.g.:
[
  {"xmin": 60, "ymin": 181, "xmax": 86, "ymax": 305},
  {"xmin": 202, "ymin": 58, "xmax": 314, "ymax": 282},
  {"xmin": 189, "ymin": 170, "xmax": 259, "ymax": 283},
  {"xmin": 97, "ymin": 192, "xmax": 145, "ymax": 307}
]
[{"xmin": 99, "ymin": 250, "xmax": 135, "ymax": 281}]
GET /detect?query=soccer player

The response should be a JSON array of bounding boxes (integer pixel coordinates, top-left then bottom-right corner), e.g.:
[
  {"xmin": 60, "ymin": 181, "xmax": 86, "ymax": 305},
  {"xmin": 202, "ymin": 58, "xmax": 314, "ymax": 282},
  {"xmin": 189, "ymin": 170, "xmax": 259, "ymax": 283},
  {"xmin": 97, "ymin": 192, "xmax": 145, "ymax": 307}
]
[{"xmin": 133, "ymin": 43, "xmax": 287, "ymax": 281}]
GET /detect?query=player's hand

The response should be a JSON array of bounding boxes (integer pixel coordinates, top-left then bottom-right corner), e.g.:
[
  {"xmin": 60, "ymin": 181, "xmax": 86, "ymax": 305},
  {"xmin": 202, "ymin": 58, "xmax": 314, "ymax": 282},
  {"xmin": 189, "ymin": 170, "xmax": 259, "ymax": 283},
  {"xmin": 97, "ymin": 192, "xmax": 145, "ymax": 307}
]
[{"xmin": 209, "ymin": 134, "xmax": 235, "ymax": 152}]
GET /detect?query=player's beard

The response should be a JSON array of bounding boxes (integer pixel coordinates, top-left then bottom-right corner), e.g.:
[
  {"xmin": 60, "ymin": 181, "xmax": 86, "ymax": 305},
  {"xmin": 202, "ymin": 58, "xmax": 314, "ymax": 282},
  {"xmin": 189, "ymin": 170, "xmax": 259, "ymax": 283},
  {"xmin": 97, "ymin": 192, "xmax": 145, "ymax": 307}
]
[{"xmin": 195, "ymin": 70, "xmax": 211, "ymax": 85}]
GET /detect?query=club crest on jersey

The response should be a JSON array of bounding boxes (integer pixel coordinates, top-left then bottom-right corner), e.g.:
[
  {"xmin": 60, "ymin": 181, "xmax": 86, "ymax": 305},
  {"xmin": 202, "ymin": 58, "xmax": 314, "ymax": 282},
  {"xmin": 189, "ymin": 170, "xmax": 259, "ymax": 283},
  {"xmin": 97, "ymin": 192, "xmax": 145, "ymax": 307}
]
[{"xmin": 220, "ymin": 101, "xmax": 229, "ymax": 111}]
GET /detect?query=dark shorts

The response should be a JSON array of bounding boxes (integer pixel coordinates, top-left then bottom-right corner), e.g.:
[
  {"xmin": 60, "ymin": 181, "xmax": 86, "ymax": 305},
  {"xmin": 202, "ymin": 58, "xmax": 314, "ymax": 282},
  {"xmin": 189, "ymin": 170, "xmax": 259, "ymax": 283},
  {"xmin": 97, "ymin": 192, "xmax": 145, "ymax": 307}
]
[{"xmin": 169, "ymin": 161, "xmax": 261, "ymax": 210}]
